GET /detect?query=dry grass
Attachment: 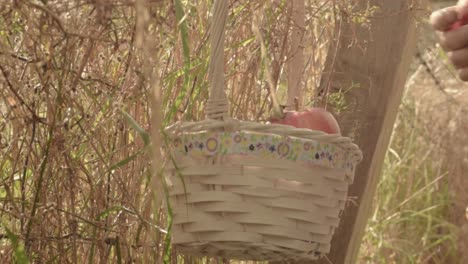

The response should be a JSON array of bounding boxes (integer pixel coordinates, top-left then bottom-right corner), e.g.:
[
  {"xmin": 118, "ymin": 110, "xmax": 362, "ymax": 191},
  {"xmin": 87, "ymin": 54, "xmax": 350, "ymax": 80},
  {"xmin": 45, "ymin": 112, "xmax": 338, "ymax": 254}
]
[
  {"xmin": 358, "ymin": 2, "xmax": 468, "ymax": 261},
  {"xmin": 0, "ymin": 0, "xmax": 343, "ymax": 263},
  {"xmin": 1, "ymin": 0, "xmax": 462, "ymax": 263}
]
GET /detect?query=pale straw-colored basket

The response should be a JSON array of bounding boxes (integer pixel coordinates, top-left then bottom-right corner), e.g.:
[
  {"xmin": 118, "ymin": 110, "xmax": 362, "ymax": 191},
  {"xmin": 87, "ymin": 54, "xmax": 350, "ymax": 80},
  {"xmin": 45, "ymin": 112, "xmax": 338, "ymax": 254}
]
[{"xmin": 165, "ymin": 0, "xmax": 362, "ymax": 261}]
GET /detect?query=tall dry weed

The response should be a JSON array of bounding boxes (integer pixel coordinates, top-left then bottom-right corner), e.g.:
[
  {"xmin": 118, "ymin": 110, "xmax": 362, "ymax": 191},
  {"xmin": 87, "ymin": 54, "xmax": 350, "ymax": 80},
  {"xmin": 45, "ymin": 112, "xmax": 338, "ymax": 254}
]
[{"xmin": 0, "ymin": 0, "xmax": 344, "ymax": 262}]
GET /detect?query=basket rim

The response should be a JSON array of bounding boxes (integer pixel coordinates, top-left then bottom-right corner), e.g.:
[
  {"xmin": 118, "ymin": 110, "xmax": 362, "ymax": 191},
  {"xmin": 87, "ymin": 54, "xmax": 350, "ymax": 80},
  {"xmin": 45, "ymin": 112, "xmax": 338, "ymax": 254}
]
[{"xmin": 165, "ymin": 118, "xmax": 363, "ymax": 163}]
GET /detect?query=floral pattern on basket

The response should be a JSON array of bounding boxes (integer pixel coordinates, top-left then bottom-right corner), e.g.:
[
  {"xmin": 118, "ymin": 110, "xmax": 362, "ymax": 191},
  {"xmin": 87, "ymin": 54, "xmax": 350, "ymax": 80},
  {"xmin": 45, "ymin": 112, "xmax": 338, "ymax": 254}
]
[{"xmin": 173, "ymin": 131, "xmax": 356, "ymax": 173}]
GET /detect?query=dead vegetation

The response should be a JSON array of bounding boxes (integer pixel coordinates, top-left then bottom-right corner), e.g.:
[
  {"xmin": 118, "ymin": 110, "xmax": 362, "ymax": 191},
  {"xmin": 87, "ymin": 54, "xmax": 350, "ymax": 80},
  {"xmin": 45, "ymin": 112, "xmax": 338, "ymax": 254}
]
[
  {"xmin": 0, "ymin": 0, "xmax": 465, "ymax": 263},
  {"xmin": 0, "ymin": 0, "xmax": 340, "ymax": 262}
]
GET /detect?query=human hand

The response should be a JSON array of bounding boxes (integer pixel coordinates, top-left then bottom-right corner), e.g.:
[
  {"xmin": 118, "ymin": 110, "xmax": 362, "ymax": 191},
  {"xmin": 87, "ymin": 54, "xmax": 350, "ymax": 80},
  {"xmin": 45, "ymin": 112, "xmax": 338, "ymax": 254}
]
[{"xmin": 430, "ymin": 0, "xmax": 468, "ymax": 81}]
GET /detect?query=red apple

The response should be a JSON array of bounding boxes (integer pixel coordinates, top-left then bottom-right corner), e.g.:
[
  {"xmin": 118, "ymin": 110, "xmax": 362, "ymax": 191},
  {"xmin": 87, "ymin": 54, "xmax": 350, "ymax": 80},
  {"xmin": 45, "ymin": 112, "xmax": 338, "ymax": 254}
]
[
  {"xmin": 447, "ymin": 14, "xmax": 468, "ymax": 31},
  {"xmin": 270, "ymin": 107, "xmax": 341, "ymax": 134}
]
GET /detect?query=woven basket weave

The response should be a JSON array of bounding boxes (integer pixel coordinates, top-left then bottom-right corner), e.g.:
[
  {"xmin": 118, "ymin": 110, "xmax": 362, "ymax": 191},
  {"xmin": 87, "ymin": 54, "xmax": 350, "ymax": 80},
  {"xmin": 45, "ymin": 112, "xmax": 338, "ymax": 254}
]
[{"xmin": 165, "ymin": 1, "xmax": 362, "ymax": 261}]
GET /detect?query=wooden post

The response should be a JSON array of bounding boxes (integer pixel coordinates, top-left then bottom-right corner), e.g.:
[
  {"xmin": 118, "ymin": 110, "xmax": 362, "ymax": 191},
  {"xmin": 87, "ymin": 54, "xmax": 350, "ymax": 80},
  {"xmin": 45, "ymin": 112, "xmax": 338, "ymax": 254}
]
[
  {"xmin": 286, "ymin": 0, "xmax": 305, "ymax": 110},
  {"xmin": 311, "ymin": 1, "xmax": 419, "ymax": 264}
]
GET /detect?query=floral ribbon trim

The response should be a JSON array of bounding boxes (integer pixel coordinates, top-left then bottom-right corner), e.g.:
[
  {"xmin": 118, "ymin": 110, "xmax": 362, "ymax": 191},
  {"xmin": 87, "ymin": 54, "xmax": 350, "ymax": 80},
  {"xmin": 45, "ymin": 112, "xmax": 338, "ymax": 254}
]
[{"xmin": 172, "ymin": 131, "xmax": 357, "ymax": 172}]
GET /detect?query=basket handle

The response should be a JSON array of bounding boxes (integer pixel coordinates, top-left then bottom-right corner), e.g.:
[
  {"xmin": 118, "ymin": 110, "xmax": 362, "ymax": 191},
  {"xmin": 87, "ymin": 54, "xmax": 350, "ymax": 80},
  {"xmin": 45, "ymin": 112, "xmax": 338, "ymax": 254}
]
[{"xmin": 205, "ymin": 0, "xmax": 229, "ymax": 120}]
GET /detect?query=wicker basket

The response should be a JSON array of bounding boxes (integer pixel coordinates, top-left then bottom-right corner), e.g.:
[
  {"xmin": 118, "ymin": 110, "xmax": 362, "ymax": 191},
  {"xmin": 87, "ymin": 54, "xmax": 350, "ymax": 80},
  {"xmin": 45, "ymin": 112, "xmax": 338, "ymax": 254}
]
[{"xmin": 165, "ymin": 1, "xmax": 362, "ymax": 261}]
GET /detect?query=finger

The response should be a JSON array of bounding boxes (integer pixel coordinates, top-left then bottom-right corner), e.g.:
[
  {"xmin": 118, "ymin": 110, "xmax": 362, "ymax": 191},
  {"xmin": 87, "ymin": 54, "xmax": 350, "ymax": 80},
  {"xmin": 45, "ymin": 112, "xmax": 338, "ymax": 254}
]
[
  {"xmin": 457, "ymin": 67, "xmax": 468, "ymax": 81},
  {"xmin": 458, "ymin": 0, "xmax": 468, "ymax": 17},
  {"xmin": 448, "ymin": 48, "xmax": 468, "ymax": 68},
  {"xmin": 441, "ymin": 25, "xmax": 468, "ymax": 50},
  {"xmin": 430, "ymin": 6, "xmax": 459, "ymax": 31}
]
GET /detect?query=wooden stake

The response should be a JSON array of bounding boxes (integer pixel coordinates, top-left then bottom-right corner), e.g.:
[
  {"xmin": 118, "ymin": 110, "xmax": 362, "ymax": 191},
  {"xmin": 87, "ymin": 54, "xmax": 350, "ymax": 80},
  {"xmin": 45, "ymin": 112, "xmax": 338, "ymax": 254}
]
[
  {"xmin": 311, "ymin": 1, "xmax": 420, "ymax": 263},
  {"xmin": 286, "ymin": 0, "xmax": 305, "ymax": 111}
]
